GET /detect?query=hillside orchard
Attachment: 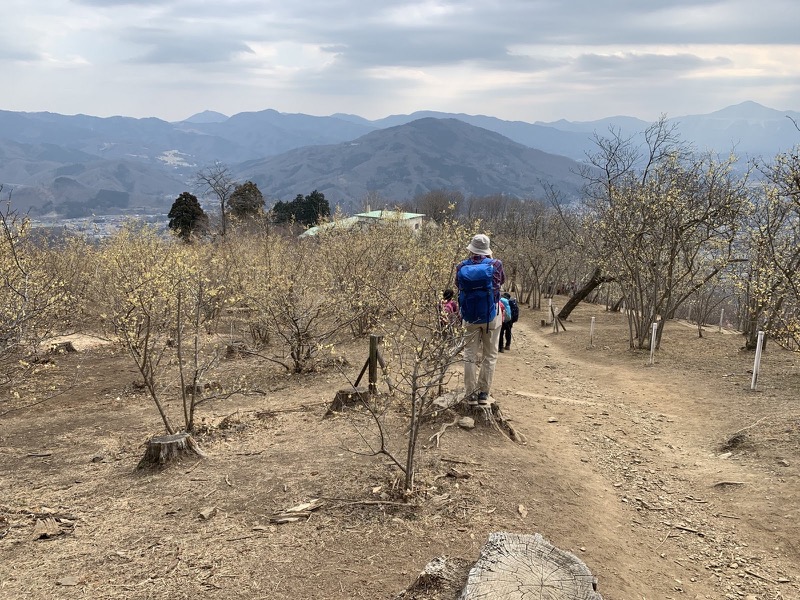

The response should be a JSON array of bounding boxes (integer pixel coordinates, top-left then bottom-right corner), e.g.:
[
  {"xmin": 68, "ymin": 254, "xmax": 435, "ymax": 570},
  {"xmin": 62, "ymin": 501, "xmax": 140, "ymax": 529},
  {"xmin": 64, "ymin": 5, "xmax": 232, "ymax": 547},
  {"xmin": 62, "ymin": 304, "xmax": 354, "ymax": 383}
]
[{"xmin": 0, "ymin": 130, "xmax": 798, "ymax": 597}]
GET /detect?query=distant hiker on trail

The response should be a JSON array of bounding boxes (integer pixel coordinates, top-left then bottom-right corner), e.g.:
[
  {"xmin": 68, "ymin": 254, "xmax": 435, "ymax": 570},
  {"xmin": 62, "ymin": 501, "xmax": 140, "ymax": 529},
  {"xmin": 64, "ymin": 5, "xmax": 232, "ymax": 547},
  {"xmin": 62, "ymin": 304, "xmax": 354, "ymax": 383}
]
[
  {"xmin": 499, "ymin": 293, "xmax": 512, "ymax": 352},
  {"xmin": 439, "ymin": 288, "xmax": 460, "ymax": 337},
  {"xmin": 499, "ymin": 291, "xmax": 518, "ymax": 352},
  {"xmin": 455, "ymin": 234, "xmax": 505, "ymax": 406}
]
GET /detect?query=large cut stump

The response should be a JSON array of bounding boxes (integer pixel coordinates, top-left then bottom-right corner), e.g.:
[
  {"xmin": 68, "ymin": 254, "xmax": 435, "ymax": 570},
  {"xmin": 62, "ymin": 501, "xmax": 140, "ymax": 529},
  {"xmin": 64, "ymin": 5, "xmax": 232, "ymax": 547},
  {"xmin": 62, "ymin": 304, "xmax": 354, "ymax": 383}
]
[
  {"xmin": 137, "ymin": 432, "xmax": 206, "ymax": 470},
  {"xmin": 460, "ymin": 532, "xmax": 602, "ymax": 599}
]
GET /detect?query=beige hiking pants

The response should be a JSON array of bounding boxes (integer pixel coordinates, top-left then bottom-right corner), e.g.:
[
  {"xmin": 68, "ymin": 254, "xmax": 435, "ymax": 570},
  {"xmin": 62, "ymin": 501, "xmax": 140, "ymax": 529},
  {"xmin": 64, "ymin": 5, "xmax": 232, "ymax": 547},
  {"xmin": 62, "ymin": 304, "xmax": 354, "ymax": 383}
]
[{"xmin": 463, "ymin": 312, "xmax": 502, "ymax": 398}]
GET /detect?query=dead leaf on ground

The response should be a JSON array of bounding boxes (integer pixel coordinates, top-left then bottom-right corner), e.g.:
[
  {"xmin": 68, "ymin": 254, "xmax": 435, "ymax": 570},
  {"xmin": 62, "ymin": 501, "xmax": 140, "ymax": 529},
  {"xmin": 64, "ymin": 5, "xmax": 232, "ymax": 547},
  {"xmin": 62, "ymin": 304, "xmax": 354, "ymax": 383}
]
[
  {"xmin": 198, "ymin": 506, "xmax": 218, "ymax": 520},
  {"xmin": 446, "ymin": 468, "xmax": 472, "ymax": 479},
  {"xmin": 269, "ymin": 498, "xmax": 325, "ymax": 524},
  {"xmin": 518, "ymin": 504, "xmax": 528, "ymax": 519},
  {"xmin": 31, "ymin": 517, "xmax": 73, "ymax": 540},
  {"xmin": 284, "ymin": 499, "xmax": 324, "ymax": 513}
]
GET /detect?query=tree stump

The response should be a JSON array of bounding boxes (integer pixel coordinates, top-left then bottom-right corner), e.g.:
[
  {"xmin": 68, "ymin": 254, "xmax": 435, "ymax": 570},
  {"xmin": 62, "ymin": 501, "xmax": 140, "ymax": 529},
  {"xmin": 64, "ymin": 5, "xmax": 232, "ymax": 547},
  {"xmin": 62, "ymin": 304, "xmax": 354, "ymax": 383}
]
[
  {"xmin": 137, "ymin": 432, "xmax": 205, "ymax": 470},
  {"xmin": 395, "ymin": 556, "xmax": 472, "ymax": 599},
  {"xmin": 225, "ymin": 341, "xmax": 248, "ymax": 359},
  {"xmin": 428, "ymin": 392, "xmax": 527, "ymax": 445},
  {"xmin": 48, "ymin": 341, "xmax": 77, "ymax": 354},
  {"xmin": 466, "ymin": 396, "xmax": 527, "ymax": 444},
  {"xmin": 325, "ymin": 386, "xmax": 369, "ymax": 416},
  {"xmin": 460, "ymin": 532, "xmax": 602, "ymax": 599}
]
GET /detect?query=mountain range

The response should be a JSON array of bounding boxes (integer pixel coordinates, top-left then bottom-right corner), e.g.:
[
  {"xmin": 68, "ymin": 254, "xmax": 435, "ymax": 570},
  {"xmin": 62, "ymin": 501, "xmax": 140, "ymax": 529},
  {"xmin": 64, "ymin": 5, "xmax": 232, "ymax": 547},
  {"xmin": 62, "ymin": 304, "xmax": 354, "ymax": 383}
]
[{"xmin": 0, "ymin": 101, "xmax": 797, "ymax": 217}]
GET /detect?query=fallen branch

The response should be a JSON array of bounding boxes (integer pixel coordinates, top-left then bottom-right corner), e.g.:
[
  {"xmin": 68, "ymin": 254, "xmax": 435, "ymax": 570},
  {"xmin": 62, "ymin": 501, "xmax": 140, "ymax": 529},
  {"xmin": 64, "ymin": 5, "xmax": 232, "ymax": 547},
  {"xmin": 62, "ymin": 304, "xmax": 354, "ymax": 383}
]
[
  {"xmin": 731, "ymin": 416, "xmax": 769, "ymax": 436},
  {"xmin": 321, "ymin": 497, "xmax": 411, "ymax": 507},
  {"xmin": 270, "ymin": 498, "xmax": 325, "ymax": 524},
  {"xmin": 440, "ymin": 457, "xmax": 481, "ymax": 466},
  {"xmin": 673, "ymin": 524, "xmax": 704, "ymax": 536},
  {"xmin": 653, "ymin": 530, "xmax": 678, "ymax": 551},
  {"xmin": 745, "ymin": 569, "xmax": 777, "ymax": 584},
  {"xmin": 428, "ymin": 416, "xmax": 460, "ymax": 448},
  {"xmin": 636, "ymin": 498, "xmax": 665, "ymax": 511}
]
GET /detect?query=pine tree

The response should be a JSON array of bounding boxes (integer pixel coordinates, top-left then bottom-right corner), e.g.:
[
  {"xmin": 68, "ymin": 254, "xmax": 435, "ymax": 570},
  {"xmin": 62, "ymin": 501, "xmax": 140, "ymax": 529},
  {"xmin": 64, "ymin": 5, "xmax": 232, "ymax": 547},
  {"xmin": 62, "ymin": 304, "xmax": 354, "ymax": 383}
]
[{"xmin": 168, "ymin": 192, "xmax": 208, "ymax": 242}]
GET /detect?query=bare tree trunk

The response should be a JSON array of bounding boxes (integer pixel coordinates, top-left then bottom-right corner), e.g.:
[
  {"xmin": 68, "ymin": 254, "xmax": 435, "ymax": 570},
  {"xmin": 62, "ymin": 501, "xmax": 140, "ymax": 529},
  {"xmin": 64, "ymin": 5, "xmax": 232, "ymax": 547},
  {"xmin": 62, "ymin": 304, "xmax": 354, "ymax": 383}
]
[{"xmin": 558, "ymin": 267, "xmax": 613, "ymax": 321}]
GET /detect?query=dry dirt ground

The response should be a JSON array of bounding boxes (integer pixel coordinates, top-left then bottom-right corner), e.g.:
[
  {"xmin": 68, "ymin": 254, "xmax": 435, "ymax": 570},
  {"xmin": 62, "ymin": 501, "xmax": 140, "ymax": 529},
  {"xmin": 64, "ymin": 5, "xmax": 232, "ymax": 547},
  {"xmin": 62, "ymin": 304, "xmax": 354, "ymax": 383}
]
[{"xmin": 1, "ymin": 299, "xmax": 799, "ymax": 600}]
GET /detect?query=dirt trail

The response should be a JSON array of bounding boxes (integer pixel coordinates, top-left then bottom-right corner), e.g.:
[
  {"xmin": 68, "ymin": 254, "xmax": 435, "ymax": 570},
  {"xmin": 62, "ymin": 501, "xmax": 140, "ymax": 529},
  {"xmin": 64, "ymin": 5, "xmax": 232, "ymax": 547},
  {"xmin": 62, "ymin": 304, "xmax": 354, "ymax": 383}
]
[
  {"xmin": 1, "ymin": 306, "xmax": 798, "ymax": 600},
  {"xmin": 488, "ymin": 312, "xmax": 799, "ymax": 599}
]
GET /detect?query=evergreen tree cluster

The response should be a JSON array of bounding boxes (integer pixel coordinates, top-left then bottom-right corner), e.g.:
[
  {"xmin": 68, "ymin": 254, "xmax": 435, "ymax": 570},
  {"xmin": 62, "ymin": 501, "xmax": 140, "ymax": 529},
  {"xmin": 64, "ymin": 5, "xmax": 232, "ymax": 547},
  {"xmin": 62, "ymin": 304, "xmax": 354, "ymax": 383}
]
[
  {"xmin": 168, "ymin": 179, "xmax": 330, "ymax": 241},
  {"xmin": 272, "ymin": 190, "xmax": 330, "ymax": 227}
]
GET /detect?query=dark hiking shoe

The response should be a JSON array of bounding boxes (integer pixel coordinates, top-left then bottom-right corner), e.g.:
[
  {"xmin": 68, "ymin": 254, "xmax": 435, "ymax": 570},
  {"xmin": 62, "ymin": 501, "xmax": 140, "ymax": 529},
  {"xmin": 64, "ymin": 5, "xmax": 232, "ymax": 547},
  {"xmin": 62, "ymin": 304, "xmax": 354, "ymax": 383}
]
[
  {"xmin": 477, "ymin": 392, "xmax": 489, "ymax": 405},
  {"xmin": 498, "ymin": 347, "xmax": 505, "ymax": 353},
  {"xmin": 505, "ymin": 344, "xmax": 511, "ymax": 350},
  {"xmin": 466, "ymin": 393, "xmax": 479, "ymax": 406}
]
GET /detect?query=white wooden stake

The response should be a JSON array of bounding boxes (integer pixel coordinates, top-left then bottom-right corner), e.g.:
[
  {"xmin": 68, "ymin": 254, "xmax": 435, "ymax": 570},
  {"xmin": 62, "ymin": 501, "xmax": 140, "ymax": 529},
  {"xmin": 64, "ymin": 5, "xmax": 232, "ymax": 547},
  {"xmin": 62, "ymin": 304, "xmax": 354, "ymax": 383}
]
[
  {"xmin": 648, "ymin": 322, "xmax": 658, "ymax": 365},
  {"xmin": 719, "ymin": 308, "xmax": 725, "ymax": 332},
  {"xmin": 552, "ymin": 306, "xmax": 558, "ymax": 334},
  {"xmin": 687, "ymin": 304, "xmax": 692, "ymax": 323},
  {"xmin": 751, "ymin": 331, "xmax": 765, "ymax": 390},
  {"xmin": 590, "ymin": 316, "xmax": 595, "ymax": 347}
]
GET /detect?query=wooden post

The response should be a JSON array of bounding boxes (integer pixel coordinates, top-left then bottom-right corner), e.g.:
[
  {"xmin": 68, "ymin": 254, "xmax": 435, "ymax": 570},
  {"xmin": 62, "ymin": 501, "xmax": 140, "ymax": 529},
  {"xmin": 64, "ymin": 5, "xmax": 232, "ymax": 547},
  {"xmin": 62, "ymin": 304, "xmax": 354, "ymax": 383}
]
[
  {"xmin": 368, "ymin": 334, "xmax": 381, "ymax": 395},
  {"xmin": 751, "ymin": 331, "xmax": 765, "ymax": 390},
  {"xmin": 590, "ymin": 316, "xmax": 595, "ymax": 347},
  {"xmin": 648, "ymin": 322, "xmax": 658, "ymax": 365}
]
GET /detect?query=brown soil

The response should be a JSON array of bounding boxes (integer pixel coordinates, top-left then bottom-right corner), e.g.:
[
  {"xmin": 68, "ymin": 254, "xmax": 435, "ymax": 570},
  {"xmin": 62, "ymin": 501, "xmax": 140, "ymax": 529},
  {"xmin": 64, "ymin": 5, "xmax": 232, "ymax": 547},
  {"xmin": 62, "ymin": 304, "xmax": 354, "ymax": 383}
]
[{"xmin": 1, "ymin": 300, "xmax": 798, "ymax": 600}]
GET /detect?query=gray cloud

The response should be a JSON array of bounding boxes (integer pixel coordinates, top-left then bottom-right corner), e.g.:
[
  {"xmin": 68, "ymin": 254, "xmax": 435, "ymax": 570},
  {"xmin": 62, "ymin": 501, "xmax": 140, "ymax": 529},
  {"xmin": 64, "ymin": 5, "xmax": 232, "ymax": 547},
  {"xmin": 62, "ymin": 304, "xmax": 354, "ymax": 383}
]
[
  {"xmin": 3, "ymin": 0, "xmax": 799, "ymax": 121},
  {"xmin": 574, "ymin": 52, "xmax": 732, "ymax": 76},
  {"xmin": 70, "ymin": 0, "xmax": 163, "ymax": 5},
  {"xmin": 0, "ymin": 40, "xmax": 41, "ymax": 62},
  {"xmin": 60, "ymin": 0, "xmax": 800, "ymax": 72},
  {"xmin": 121, "ymin": 27, "xmax": 254, "ymax": 65},
  {"xmin": 259, "ymin": 0, "xmax": 800, "ymax": 51}
]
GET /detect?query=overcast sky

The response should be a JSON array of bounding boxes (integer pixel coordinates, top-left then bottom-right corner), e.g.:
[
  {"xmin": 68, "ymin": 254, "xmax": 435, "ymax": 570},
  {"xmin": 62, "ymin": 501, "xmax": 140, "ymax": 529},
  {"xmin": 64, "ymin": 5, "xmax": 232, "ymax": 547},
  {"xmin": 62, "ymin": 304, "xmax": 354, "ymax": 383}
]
[{"xmin": 3, "ymin": 0, "xmax": 798, "ymax": 123}]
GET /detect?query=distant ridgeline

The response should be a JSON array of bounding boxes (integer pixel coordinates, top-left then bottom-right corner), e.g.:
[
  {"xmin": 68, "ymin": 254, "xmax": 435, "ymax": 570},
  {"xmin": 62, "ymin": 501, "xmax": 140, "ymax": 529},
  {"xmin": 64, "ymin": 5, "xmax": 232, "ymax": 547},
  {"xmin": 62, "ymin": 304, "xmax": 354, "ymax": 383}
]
[{"xmin": 1, "ymin": 101, "xmax": 797, "ymax": 217}]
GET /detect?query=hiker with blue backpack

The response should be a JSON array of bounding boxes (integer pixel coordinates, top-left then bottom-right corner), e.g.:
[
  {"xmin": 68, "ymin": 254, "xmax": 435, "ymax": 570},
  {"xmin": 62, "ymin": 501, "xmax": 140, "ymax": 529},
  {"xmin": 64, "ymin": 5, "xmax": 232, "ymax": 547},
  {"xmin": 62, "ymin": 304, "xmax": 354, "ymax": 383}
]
[
  {"xmin": 499, "ymin": 292, "xmax": 518, "ymax": 352},
  {"xmin": 455, "ymin": 234, "xmax": 505, "ymax": 406}
]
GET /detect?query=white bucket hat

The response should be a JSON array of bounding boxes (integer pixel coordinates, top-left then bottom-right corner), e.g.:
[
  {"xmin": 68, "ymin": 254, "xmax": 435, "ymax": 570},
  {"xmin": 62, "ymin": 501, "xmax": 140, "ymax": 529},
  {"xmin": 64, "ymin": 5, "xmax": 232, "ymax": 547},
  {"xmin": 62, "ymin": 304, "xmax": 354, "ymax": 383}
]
[{"xmin": 467, "ymin": 234, "xmax": 492, "ymax": 257}]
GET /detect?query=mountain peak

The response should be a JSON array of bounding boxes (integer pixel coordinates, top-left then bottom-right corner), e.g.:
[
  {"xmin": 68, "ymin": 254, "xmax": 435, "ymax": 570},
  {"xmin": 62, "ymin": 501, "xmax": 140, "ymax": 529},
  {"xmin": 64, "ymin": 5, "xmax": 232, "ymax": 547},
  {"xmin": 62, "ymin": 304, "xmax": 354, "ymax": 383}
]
[
  {"xmin": 706, "ymin": 101, "xmax": 785, "ymax": 120},
  {"xmin": 180, "ymin": 110, "xmax": 229, "ymax": 124}
]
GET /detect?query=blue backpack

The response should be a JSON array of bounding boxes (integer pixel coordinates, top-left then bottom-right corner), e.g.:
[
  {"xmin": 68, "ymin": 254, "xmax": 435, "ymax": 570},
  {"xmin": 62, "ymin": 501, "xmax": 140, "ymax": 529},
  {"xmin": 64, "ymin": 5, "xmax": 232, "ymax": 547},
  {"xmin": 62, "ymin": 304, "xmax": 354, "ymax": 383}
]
[{"xmin": 457, "ymin": 258, "xmax": 496, "ymax": 327}]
